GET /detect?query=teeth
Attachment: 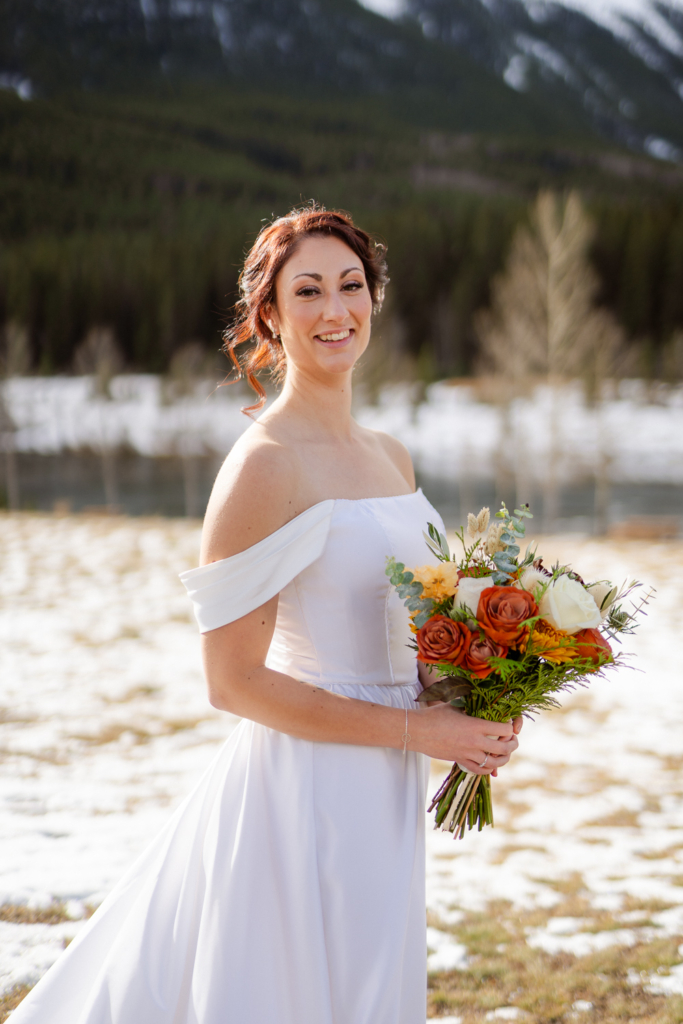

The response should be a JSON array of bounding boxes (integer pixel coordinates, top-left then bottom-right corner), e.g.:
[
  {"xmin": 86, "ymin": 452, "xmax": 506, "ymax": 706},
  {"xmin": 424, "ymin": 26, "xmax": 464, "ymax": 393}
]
[{"xmin": 318, "ymin": 330, "xmax": 351, "ymax": 342}]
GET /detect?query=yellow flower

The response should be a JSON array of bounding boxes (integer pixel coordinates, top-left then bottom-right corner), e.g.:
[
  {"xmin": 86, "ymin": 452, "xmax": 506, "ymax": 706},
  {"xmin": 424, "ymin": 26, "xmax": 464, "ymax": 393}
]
[
  {"xmin": 526, "ymin": 618, "xmax": 576, "ymax": 664},
  {"xmin": 410, "ymin": 562, "xmax": 461, "ymax": 603}
]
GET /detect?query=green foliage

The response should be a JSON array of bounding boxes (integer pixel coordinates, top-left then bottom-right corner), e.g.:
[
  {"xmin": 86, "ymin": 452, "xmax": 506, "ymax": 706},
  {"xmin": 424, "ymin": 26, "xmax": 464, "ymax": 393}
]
[
  {"xmin": 491, "ymin": 502, "xmax": 534, "ymax": 583},
  {"xmin": 423, "ymin": 523, "xmax": 451, "ymax": 563},
  {"xmin": 384, "ymin": 557, "xmax": 434, "ymax": 629},
  {"xmin": 449, "ymin": 525, "xmax": 485, "ymax": 574},
  {"xmin": 604, "ymin": 583, "xmax": 656, "ymax": 638}
]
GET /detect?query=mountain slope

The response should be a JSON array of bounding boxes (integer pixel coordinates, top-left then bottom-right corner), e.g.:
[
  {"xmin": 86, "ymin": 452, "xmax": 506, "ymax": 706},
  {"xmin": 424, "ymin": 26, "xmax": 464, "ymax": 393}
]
[
  {"xmin": 2, "ymin": 0, "xmax": 683, "ymax": 153},
  {"xmin": 397, "ymin": 0, "xmax": 683, "ymax": 155},
  {"xmin": 0, "ymin": 0, "xmax": 574, "ymax": 137}
]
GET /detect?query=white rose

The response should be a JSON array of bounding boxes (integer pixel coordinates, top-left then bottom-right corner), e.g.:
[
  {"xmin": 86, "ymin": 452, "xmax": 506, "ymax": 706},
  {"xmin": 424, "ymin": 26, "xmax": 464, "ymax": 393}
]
[
  {"xmin": 587, "ymin": 581, "xmax": 617, "ymax": 621},
  {"xmin": 539, "ymin": 575, "xmax": 602, "ymax": 635},
  {"xmin": 454, "ymin": 575, "xmax": 494, "ymax": 615}
]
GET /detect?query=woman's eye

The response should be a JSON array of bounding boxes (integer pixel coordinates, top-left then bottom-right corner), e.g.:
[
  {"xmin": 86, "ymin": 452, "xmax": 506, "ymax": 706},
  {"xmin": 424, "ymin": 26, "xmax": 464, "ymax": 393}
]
[
  {"xmin": 342, "ymin": 281, "xmax": 363, "ymax": 291},
  {"xmin": 296, "ymin": 286, "xmax": 320, "ymax": 298}
]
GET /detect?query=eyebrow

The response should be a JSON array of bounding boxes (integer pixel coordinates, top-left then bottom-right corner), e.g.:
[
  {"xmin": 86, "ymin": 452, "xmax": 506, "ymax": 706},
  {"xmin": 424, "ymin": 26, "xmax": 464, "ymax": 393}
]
[{"xmin": 292, "ymin": 267, "xmax": 363, "ymax": 281}]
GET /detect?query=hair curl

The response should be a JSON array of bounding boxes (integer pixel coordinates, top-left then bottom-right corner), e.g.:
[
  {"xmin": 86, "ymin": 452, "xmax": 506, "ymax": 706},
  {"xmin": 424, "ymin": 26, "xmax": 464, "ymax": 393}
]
[{"xmin": 222, "ymin": 204, "xmax": 388, "ymax": 413}]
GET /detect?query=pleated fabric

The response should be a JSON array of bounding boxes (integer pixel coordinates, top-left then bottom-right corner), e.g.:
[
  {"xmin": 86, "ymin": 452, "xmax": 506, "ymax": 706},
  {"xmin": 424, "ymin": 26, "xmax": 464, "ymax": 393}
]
[{"xmin": 11, "ymin": 491, "xmax": 444, "ymax": 1024}]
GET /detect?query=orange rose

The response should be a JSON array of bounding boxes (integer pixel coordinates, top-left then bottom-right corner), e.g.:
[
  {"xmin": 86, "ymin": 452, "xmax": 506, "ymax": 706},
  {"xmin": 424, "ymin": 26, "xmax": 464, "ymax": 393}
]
[
  {"xmin": 463, "ymin": 634, "xmax": 508, "ymax": 679},
  {"xmin": 416, "ymin": 616, "xmax": 471, "ymax": 665},
  {"xmin": 477, "ymin": 586, "xmax": 538, "ymax": 647},
  {"xmin": 573, "ymin": 627, "xmax": 612, "ymax": 671}
]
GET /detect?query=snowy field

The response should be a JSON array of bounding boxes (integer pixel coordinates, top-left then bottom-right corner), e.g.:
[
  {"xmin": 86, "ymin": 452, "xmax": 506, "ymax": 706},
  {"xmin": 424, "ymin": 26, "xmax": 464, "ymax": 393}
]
[
  {"xmin": 1, "ymin": 512, "xmax": 683, "ymax": 1020},
  {"xmin": 4, "ymin": 375, "xmax": 683, "ymax": 486}
]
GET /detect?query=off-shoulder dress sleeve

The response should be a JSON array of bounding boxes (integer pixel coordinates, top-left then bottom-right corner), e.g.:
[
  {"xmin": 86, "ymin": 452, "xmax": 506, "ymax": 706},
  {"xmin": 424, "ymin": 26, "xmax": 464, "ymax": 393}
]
[{"xmin": 178, "ymin": 500, "xmax": 335, "ymax": 633}]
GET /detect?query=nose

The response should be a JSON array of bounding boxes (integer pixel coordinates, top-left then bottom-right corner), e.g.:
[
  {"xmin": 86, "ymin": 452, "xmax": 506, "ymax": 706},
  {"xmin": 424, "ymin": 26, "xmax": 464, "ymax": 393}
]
[{"xmin": 321, "ymin": 289, "xmax": 348, "ymax": 323}]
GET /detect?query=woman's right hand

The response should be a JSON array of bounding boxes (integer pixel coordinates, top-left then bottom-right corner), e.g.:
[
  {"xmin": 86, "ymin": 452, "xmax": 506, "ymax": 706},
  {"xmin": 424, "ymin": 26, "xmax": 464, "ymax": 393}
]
[{"xmin": 411, "ymin": 704, "xmax": 519, "ymax": 775}]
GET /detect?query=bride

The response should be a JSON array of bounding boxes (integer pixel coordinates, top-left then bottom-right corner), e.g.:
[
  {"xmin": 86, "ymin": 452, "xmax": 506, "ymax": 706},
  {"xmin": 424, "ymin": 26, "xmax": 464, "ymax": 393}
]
[{"xmin": 11, "ymin": 206, "xmax": 521, "ymax": 1024}]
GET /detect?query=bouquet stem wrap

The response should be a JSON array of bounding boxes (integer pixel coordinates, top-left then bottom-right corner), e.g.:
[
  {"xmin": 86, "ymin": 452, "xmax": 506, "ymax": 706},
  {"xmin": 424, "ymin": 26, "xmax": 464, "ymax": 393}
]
[{"xmin": 430, "ymin": 768, "xmax": 492, "ymax": 838}]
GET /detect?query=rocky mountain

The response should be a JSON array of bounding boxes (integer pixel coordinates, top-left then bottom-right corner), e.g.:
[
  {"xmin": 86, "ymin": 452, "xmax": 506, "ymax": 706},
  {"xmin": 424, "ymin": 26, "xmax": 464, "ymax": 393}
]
[
  {"xmin": 1, "ymin": 0, "xmax": 682, "ymax": 155},
  {"xmin": 393, "ymin": 0, "xmax": 683, "ymax": 156}
]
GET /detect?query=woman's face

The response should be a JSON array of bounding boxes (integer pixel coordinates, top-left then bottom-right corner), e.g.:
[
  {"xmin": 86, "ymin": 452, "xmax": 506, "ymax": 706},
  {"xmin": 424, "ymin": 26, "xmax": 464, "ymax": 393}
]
[{"xmin": 268, "ymin": 234, "xmax": 373, "ymax": 380}]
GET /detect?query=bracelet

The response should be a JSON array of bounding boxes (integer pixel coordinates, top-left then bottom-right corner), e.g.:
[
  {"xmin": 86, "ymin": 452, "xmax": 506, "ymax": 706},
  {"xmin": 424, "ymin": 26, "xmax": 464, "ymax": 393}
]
[{"xmin": 401, "ymin": 708, "xmax": 412, "ymax": 754}]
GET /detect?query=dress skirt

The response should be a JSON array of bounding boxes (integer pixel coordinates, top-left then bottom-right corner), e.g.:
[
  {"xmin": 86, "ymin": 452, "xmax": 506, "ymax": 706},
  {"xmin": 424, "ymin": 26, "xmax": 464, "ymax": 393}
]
[{"xmin": 10, "ymin": 681, "xmax": 430, "ymax": 1024}]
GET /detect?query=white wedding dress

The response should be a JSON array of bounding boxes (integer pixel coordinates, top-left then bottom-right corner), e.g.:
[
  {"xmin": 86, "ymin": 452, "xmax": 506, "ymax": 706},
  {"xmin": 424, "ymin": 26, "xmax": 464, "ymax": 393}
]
[{"xmin": 11, "ymin": 490, "xmax": 443, "ymax": 1024}]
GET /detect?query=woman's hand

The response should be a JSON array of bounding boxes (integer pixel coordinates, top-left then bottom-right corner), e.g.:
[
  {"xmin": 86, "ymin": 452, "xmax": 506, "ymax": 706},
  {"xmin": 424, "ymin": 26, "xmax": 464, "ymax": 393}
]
[
  {"xmin": 490, "ymin": 715, "xmax": 523, "ymax": 776},
  {"xmin": 411, "ymin": 704, "xmax": 521, "ymax": 775}
]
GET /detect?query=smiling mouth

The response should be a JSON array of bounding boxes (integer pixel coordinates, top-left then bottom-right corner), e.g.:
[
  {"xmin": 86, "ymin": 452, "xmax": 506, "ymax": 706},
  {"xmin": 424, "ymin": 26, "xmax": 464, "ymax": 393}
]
[{"xmin": 316, "ymin": 329, "xmax": 352, "ymax": 343}]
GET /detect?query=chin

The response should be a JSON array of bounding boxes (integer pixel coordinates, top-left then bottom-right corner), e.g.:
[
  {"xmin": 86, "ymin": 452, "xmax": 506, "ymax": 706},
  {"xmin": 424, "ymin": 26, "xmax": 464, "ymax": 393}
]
[{"xmin": 317, "ymin": 352, "xmax": 360, "ymax": 375}]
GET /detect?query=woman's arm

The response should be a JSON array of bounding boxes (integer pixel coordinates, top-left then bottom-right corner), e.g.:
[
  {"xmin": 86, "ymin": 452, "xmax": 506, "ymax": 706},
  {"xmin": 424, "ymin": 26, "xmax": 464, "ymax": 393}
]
[
  {"xmin": 199, "ymin": 437, "xmax": 519, "ymax": 773},
  {"xmin": 201, "ymin": 601, "xmax": 518, "ymax": 772}
]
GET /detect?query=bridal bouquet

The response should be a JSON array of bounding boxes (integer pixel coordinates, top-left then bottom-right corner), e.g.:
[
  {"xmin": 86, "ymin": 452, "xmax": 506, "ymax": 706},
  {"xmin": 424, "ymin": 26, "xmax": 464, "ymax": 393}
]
[{"xmin": 386, "ymin": 504, "xmax": 652, "ymax": 840}]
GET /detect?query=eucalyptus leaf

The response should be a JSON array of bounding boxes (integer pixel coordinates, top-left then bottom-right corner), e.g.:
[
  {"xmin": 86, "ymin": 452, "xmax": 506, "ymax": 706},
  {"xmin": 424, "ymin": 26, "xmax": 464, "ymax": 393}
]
[
  {"xmin": 493, "ymin": 556, "xmax": 517, "ymax": 574},
  {"xmin": 492, "ymin": 571, "xmax": 512, "ymax": 584},
  {"xmin": 424, "ymin": 523, "xmax": 451, "ymax": 562}
]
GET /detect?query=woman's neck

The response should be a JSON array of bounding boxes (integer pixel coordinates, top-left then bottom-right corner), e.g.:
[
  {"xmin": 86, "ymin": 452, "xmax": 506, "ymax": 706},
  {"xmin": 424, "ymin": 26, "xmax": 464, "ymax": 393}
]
[{"xmin": 276, "ymin": 366, "xmax": 355, "ymax": 440}]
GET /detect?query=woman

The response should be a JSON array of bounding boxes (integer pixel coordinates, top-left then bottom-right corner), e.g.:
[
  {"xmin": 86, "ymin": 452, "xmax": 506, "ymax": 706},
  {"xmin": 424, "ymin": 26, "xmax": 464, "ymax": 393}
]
[{"xmin": 11, "ymin": 206, "xmax": 521, "ymax": 1024}]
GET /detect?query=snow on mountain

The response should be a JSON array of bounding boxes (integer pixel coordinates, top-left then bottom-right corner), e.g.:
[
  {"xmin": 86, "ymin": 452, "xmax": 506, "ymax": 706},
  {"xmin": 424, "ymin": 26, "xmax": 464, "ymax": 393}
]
[
  {"xmin": 358, "ymin": 0, "xmax": 406, "ymax": 13},
  {"xmin": 3, "ymin": 0, "xmax": 683, "ymax": 154},
  {"xmin": 380, "ymin": 0, "xmax": 683, "ymax": 157},
  {"xmin": 547, "ymin": 0, "xmax": 683, "ymax": 58},
  {"xmin": 360, "ymin": 0, "xmax": 683, "ymax": 48}
]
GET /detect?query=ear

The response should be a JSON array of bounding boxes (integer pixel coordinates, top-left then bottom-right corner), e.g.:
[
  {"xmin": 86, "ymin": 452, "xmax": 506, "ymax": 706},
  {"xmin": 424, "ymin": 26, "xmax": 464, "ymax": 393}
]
[{"xmin": 261, "ymin": 304, "xmax": 280, "ymax": 340}]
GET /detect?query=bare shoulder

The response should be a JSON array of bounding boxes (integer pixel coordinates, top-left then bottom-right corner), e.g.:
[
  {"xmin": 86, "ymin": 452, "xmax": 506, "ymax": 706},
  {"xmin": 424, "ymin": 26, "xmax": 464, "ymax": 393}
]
[
  {"xmin": 200, "ymin": 425, "xmax": 301, "ymax": 564},
  {"xmin": 371, "ymin": 430, "xmax": 416, "ymax": 490}
]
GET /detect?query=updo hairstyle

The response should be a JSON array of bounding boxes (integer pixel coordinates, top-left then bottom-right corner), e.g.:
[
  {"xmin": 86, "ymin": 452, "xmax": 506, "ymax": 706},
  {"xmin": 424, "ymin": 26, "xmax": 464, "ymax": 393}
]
[{"xmin": 223, "ymin": 204, "xmax": 388, "ymax": 412}]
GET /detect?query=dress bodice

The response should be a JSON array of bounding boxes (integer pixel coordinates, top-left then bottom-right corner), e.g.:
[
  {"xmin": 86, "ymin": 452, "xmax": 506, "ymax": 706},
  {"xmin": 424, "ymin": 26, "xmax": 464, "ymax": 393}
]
[{"xmin": 180, "ymin": 490, "xmax": 444, "ymax": 688}]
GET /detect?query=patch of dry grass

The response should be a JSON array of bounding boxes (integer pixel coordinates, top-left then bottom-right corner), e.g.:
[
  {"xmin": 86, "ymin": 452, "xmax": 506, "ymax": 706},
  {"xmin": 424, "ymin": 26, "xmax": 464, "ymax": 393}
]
[
  {"xmin": 102, "ymin": 685, "xmax": 161, "ymax": 704},
  {"xmin": 0, "ymin": 709, "xmax": 38, "ymax": 726},
  {"xmin": 0, "ymin": 746, "xmax": 69, "ymax": 766},
  {"xmin": 427, "ymin": 899, "xmax": 683, "ymax": 1022},
  {"xmin": 530, "ymin": 872, "xmax": 588, "ymax": 898},
  {"xmin": 639, "ymin": 847, "xmax": 683, "ymax": 862},
  {"xmin": 586, "ymin": 808, "xmax": 643, "ymax": 828},
  {"xmin": 0, "ymin": 985, "xmax": 32, "ymax": 1023},
  {"xmin": 68, "ymin": 716, "xmax": 208, "ymax": 746},
  {"xmin": 0, "ymin": 904, "xmax": 97, "ymax": 1020},
  {"xmin": 68, "ymin": 723, "xmax": 156, "ymax": 746},
  {"xmin": 0, "ymin": 902, "xmax": 93, "ymax": 925},
  {"xmin": 489, "ymin": 844, "xmax": 548, "ymax": 865}
]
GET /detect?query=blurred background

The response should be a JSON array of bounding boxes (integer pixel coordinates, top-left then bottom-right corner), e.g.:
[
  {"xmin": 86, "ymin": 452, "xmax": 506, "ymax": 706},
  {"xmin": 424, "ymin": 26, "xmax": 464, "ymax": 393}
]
[
  {"xmin": 1, "ymin": 0, "xmax": 683, "ymax": 531},
  {"xmin": 4, "ymin": 5, "xmax": 683, "ymax": 1020}
]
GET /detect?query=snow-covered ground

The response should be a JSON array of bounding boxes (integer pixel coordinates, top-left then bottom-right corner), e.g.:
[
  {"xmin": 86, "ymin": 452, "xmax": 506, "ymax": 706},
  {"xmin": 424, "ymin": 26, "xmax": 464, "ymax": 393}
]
[
  {"xmin": 1, "ymin": 513, "xmax": 683, "ymax": 1004},
  {"xmin": 4, "ymin": 375, "xmax": 683, "ymax": 486},
  {"xmin": 360, "ymin": 379, "xmax": 683, "ymax": 486},
  {"xmin": 2, "ymin": 376, "xmax": 248, "ymax": 460}
]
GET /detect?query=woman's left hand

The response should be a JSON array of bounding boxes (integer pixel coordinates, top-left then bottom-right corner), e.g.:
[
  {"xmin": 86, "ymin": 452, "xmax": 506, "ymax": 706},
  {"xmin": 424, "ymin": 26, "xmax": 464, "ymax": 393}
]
[{"xmin": 491, "ymin": 715, "xmax": 523, "ymax": 777}]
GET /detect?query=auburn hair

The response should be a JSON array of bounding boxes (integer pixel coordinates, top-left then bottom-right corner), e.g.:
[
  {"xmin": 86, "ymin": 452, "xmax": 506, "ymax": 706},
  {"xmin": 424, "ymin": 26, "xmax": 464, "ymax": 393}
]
[{"xmin": 222, "ymin": 204, "xmax": 388, "ymax": 412}]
